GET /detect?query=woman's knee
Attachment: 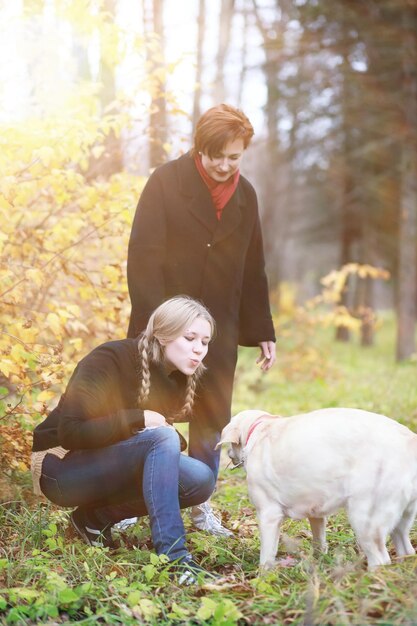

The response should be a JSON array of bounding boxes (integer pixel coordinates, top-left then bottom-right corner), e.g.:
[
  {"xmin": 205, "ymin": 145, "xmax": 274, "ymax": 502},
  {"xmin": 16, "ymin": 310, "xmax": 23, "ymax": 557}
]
[
  {"xmin": 146, "ymin": 425, "xmax": 181, "ymax": 451},
  {"xmin": 179, "ymin": 457, "xmax": 215, "ymax": 505}
]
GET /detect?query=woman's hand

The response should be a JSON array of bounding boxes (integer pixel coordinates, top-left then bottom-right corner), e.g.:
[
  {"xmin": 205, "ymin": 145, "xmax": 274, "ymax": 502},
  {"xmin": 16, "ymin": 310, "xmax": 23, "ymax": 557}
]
[
  {"xmin": 256, "ymin": 341, "xmax": 276, "ymax": 371},
  {"xmin": 144, "ymin": 410, "xmax": 168, "ymax": 428}
]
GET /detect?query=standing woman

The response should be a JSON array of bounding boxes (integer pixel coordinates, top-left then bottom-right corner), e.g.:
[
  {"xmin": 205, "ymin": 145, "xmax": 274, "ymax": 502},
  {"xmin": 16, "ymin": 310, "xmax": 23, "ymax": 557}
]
[
  {"xmin": 127, "ymin": 104, "xmax": 276, "ymax": 535},
  {"xmin": 31, "ymin": 296, "xmax": 216, "ymax": 584}
]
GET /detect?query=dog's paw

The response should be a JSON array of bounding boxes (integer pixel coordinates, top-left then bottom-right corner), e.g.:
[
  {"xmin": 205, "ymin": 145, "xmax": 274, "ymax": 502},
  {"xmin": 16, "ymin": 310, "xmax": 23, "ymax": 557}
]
[
  {"xmin": 276, "ymin": 555, "xmax": 298, "ymax": 568},
  {"xmin": 260, "ymin": 555, "xmax": 298, "ymax": 572}
]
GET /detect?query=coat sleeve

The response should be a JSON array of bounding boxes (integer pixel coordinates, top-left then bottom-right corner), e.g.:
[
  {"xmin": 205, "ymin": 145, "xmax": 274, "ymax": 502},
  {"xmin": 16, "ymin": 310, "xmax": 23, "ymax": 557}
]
[
  {"xmin": 238, "ymin": 200, "xmax": 276, "ymax": 347},
  {"xmin": 57, "ymin": 350, "xmax": 145, "ymax": 450},
  {"xmin": 127, "ymin": 170, "xmax": 167, "ymax": 337}
]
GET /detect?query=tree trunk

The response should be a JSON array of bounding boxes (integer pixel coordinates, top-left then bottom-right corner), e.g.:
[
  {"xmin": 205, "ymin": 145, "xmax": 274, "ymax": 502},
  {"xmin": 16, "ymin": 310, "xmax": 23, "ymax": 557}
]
[
  {"xmin": 213, "ymin": 0, "xmax": 235, "ymax": 103},
  {"xmin": 143, "ymin": 0, "xmax": 167, "ymax": 168},
  {"xmin": 251, "ymin": 0, "xmax": 284, "ymax": 293},
  {"xmin": 358, "ymin": 222, "xmax": 377, "ymax": 347},
  {"xmin": 396, "ymin": 4, "xmax": 417, "ymax": 361},
  {"xmin": 83, "ymin": 0, "xmax": 123, "ymax": 180},
  {"xmin": 192, "ymin": 0, "xmax": 205, "ymax": 132},
  {"xmin": 336, "ymin": 47, "xmax": 357, "ymax": 343},
  {"xmin": 236, "ymin": 6, "xmax": 249, "ymax": 108}
]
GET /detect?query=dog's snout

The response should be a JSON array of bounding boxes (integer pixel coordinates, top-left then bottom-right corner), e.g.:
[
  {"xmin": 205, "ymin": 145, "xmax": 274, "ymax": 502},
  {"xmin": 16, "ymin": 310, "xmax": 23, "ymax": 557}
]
[{"xmin": 227, "ymin": 444, "xmax": 242, "ymax": 467}]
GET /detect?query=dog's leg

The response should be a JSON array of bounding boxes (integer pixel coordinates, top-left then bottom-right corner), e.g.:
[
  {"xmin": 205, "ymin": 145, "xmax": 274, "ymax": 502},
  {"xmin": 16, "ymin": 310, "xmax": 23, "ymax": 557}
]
[
  {"xmin": 359, "ymin": 537, "xmax": 390, "ymax": 569},
  {"xmin": 354, "ymin": 528, "xmax": 391, "ymax": 569},
  {"xmin": 391, "ymin": 500, "xmax": 417, "ymax": 559},
  {"xmin": 308, "ymin": 517, "xmax": 327, "ymax": 554},
  {"xmin": 257, "ymin": 505, "xmax": 283, "ymax": 570},
  {"xmin": 348, "ymin": 504, "xmax": 391, "ymax": 569}
]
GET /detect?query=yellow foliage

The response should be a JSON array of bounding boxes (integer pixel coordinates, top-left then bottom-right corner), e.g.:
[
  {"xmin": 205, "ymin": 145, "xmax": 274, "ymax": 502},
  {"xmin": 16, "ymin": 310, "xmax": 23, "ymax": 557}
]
[
  {"xmin": 45, "ymin": 313, "xmax": 64, "ymax": 338},
  {"xmin": 0, "ymin": 422, "xmax": 32, "ymax": 476},
  {"xmin": 37, "ymin": 390, "xmax": 56, "ymax": 403},
  {"xmin": 25, "ymin": 269, "xmax": 44, "ymax": 287},
  {"xmin": 319, "ymin": 263, "xmax": 390, "ymax": 305},
  {"xmin": 36, "ymin": 146, "xmax": 56, "ymax": 167},
  {"xmin": 0, "ymin": 109, "xmax": 143, "ymax": 424},
  {"xmin": 275, "ymin": 282, "xmax": 297, "ymax": 315},
  {"xmin": 0, "ymin": 14, "xmax": 149, "ymax": 468},
  {"xmin": 274, "ymin": 265, "xmax": 390, "ymax": 347},
  {"xmin": 275, "ymin": 265, "xmax": 389, "ymax": 332},
  {"xmin": 0, "ymin": 136, "xmax": 142, "ymax": 425},
  {"xmin": 0, "ymin": 360, "xmax": 21, "ymax": 378}
]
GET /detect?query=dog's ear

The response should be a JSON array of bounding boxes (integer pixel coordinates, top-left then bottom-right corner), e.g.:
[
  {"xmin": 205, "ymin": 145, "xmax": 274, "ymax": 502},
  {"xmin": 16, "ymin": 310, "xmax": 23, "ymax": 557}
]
[{"xmin": 215, "ymin": 423, "xmax": 241, "ymax": 449}]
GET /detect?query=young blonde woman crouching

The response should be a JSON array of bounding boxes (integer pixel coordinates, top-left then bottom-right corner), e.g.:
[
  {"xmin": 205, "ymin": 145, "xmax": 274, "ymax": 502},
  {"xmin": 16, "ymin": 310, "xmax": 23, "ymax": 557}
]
[{"xmin": 31, "ymin": 296, "xmax": 217, "ymax": 584}]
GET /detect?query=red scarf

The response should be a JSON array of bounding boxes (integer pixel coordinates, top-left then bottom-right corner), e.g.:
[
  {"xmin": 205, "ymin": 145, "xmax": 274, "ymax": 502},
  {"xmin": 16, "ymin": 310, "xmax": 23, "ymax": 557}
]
[{"xmin": 194, "ymin": 154, "xmax": 240, "ymax": 220}]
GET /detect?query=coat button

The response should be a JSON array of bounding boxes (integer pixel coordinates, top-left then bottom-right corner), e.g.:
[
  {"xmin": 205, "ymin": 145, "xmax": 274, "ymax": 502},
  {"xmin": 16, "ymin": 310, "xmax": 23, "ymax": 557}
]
[{"xmin": 207, "ymin": 243, "xmax": 211, "ymax": 247}]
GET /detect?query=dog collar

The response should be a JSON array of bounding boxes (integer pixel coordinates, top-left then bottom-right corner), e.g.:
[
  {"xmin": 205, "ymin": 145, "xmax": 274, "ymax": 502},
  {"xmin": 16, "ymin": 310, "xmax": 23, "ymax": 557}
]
[{"xmin": 245, "ymin": 417, "xmax": 266, "ymax": 446}]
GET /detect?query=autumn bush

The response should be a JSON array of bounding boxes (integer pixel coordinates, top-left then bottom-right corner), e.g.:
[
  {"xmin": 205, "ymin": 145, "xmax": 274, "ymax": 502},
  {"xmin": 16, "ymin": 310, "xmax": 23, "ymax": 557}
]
[{"xmin": 0, "ymin": 103, "xmax": 147, "ymax": 488}]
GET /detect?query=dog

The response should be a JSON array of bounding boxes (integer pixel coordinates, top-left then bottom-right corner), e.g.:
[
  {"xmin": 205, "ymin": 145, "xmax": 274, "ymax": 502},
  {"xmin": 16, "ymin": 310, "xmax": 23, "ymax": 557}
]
[{"xmin": 217, "ymin": 408, "xmax": 417, "ymax": 570}]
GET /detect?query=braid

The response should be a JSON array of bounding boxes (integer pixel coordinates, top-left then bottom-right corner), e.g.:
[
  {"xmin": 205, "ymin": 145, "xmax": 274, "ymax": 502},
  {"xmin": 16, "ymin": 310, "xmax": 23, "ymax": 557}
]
[
  {"xmin": 138, "ymin": 335, "xmax": 151, "ymax": 406},
  {"xmin": 172, "ymin": 373, "xmax": 198, "ymax": 423},
  {"xmin": 183, "ymin": 375, "xmax": 197, "ymax": 417}
]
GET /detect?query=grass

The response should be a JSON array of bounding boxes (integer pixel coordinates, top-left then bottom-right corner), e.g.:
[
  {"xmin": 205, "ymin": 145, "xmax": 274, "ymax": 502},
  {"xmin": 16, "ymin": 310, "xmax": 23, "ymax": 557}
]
[{"xmin": 1, "ymin": 315, "xmax": 417, "ymax": 625}]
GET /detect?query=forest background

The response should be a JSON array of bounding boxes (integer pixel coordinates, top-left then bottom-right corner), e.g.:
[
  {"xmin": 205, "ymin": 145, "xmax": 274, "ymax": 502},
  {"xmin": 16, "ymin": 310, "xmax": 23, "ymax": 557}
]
[
  {"xmin": 1, "ymin": 0, "xmax": 417, "ymax": 521},
  {"xmin": 0, "ymin": 1, "xmax": 417, "ymax": 623}
]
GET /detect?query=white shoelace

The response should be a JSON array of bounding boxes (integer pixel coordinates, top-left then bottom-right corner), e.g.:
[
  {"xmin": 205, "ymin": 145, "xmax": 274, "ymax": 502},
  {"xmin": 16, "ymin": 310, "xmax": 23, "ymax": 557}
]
[
  {"xmin": 192, "ymin": 502, "xmax": 232, "ymax": 535},
  {"xmin": 114, "ymin": 517, "xmax": 138, "ymax": 531}
]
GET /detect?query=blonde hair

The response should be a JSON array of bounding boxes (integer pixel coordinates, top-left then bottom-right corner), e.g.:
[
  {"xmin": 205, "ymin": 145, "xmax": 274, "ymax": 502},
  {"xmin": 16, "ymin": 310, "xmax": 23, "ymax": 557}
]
[
  {"xmin": 137, "ymin": 296, "xmax": 215, "ymax": 422},
  {"xmin": 192, "ymin": 103, "xmax": 254, "ymax": 158}
]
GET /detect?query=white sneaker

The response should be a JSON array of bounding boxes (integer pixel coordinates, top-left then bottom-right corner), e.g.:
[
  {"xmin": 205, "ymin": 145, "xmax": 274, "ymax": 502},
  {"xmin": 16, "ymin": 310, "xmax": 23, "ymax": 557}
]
[
  {"xmin": 113, "ymin": 517, "xmax": 138, "ymax": 531},
  {"xmin": 191, "ymin": 502, "xmax": 233, "ymax": 537}
]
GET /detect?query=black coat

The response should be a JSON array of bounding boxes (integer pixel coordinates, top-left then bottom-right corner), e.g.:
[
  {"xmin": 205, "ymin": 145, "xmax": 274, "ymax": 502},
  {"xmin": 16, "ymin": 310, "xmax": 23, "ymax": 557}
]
[
  {"xmin": 127, "ymin": 153, "xmax": 275, "ymax": 466},
  {"xmin": 127, "ymin": 152, "xmax": 275, "ymax": 345},
  {"xmin": 32, "ymin": 339, "xmax": 187, "ymax": 452}
]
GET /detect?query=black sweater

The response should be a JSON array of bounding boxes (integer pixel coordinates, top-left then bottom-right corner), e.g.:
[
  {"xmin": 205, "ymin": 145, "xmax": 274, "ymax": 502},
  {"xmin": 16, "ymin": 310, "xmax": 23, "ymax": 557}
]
[{"xmin": 32, "ymin": 338, "xmax": 186, "ymax": 452}]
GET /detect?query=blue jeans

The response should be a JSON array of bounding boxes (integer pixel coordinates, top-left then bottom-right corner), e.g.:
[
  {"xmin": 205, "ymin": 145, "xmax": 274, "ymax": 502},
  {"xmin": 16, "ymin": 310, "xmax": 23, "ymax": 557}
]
[
  {"xmin": 40, "ymin": 426, "xmax": 215, "ymax": 561},
  {"xmin": 188, "ymin": 422, "xmax": 222, "ymax": 478}
]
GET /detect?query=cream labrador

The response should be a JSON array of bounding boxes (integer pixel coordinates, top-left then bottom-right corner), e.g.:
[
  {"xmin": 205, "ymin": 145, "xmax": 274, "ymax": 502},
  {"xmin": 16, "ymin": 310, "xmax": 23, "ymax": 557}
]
[{"xmin": 217, "ymin": 408, "xmax": 417, "ymax": 570}]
